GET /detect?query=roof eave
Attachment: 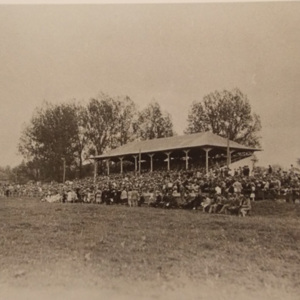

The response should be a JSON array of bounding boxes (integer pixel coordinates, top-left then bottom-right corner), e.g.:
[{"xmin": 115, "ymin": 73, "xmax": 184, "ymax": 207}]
[{"xmin": 91, "ymin": 145, "xmax": 261, "ymax": 160}]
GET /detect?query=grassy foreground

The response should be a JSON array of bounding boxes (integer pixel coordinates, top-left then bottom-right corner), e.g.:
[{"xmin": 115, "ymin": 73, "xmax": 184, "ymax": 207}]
[{"xmin": 0, "ymin": 198, "xmax": 299, "ymax": 300}]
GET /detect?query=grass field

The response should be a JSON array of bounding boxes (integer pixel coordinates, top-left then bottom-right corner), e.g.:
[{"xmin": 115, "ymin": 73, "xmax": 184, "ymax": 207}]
[{"xmin": 0, "ymin": 197, "xmax": 299, "ymax": 300}]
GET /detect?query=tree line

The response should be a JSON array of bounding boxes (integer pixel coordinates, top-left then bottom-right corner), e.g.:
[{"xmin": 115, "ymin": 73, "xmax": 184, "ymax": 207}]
[{"xmin": 14, "ymin": 88, "xmax": 261, "ymax": 183}]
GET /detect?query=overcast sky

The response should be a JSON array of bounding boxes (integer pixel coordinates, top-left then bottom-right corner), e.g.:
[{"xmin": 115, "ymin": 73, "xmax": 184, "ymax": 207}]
[{"xmin": 0, "ymin": 2, "xmax": 299, "ymax": 168}]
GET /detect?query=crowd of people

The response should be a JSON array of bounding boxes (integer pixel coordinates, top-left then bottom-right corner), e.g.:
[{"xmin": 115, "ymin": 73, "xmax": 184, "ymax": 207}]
[{"xmin": 1, "ymin": 164, "xmax": 299, "ymax": 217}]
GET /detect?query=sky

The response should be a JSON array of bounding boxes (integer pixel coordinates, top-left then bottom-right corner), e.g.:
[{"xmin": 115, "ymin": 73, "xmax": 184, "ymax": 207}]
[{"xmin": 0, "ymin": 2, "xmax": 299, "ymax": 169}]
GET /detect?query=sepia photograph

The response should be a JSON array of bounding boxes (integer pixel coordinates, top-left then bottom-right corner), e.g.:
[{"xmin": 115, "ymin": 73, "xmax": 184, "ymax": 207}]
[{"xmin": 0, "ymin": 1, "xmax": 299, "ymax": 299}]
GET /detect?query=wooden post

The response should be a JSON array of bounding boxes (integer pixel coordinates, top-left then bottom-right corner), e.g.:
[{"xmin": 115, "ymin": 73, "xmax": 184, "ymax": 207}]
[
  {"xmin": 183, "ymin": 150, "xmax": 190, "ymax": 170},
  {"xmin": 165, "ymin": 152, "xmax": 172, "ymax": 171},
  {"xmin": 148, "ymin": 154, "xmax": 154, "ymax": 172},
  {"xmin": 119, "ymin": 157, "xmax": 124, "ymax": 174},
  {"xmin": 133, "ymin": 155, "xmax": 138, "ymax": 173},
  {"xmin": 203, "ymin": 147, "xmax": 212, "ymax": 175},
  {"xmin": 106, "ymin": 159, "xmax": 110, "ymax": 176}
]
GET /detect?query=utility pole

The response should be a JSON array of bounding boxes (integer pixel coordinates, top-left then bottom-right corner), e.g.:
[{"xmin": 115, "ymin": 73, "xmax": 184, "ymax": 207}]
[
  {"xmin": 251, "ymin": 154, "xmax": 258, "ymax": 173},
  {"xmin": 94, "ymin": 148, "xmax": 98, "ymax": 184},
  {"xmin": 62, "ymin": 158, "xmax": 66, "ymax": 184}
]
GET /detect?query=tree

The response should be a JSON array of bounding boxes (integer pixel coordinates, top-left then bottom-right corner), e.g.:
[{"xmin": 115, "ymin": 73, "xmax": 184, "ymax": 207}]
[
  {"xmin": 85, "ymin": 93, "xmax": 137, "ymax": 155},
  {"xmin": 0, "ymin": 166, "xmax": 13, "ymax": 182},
  {"xmin": 72, "ymin": 103, "xmax": 89, "ymax": 178},
  {"xmin": 18, "ymin": 101, "xmax": 83, "ymax": 182},
  {"xmin": 134, "ymin": 101, "xmax": 174, "ymax": 140},
  {"xmin": 185, "ymin": 88, "xmax": 261, "ymax": 147},
  {"xmin": 9, "ymin": 161, "xmax": 38, "ymax": 183},
  {"xmin": 114, "ymin": 96, "xmax": 137, "ymax": 147}
]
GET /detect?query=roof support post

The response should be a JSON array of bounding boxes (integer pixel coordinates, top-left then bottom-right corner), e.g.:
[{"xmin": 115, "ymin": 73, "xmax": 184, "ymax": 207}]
[
  {"xmin": 119, "ymin": 157, "xmax": 124, "ymax": 174},
  {"xmin": 106, "ymin": 159, "xmax": 110, "ymax": 176},
  {"xmin": 148, "ymin": 153, "xmax": 155, "ymax": 173},
  {"xmin": 183, "ymin": 149, "xmax": 190, "ymax": 170},
  {"xmin": 226, "ymin": 135, "xmax": 230, "ymax": 168},
  {"xmin": 138, "ymin": 149, "xmax": 142, "ymax": 175},
  {"xmin": 203, "ymin": 147, "xmax": 212, "ymax": 175},
  {"xmin": 133, "ymin": 155, "xmax": 138, "ymax": 174},
  {"xmin": 165, "ymin": 152, "xmax": 172, "ymax": 171}
]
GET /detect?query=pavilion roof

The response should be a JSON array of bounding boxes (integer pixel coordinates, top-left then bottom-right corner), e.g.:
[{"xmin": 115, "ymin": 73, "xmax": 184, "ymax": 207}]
[{"xmin": 94, "ymin": 131, "xmax": 260, "ymax": 160}]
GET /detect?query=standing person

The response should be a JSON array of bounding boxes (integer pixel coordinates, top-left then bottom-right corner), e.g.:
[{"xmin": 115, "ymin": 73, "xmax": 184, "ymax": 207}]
[
  {"xmin": 127, "ymin": 188, "xmax": 133, "ymax": 207},
  {"xmin": 5, "ymin": 185, "xmax": 10, "ymax": 197},
  {"xmin": 250, "ymin": 183, "xmax": 256, "ymax": 201},
  {"xmin": 85, "ymin": 188, "xmax": 94, "ymax": 203},
  {"xmin": 102, "ymin": 186, "xmax": 109, "ymax": 205},
  {"xmin": 95, "ymin": 187, "xmax": 102, "ymax": 204},
  {"xmin": 233, "ymin": 178, "xmax": 243, "ymax": 195},
  {"xmin": 130, "ymin": 186, "xmax": 139, "ymax": 207},
  {"xmin": 243, "ymin": 166, "xmax": 250, "ymax": 177},
  {"xmin": 120, "ymin": 187, "xmax": 128, "ymax": 205},
  {"xmin": 268, "ymin": 165, "xmax": 273, "ymax": 175}
]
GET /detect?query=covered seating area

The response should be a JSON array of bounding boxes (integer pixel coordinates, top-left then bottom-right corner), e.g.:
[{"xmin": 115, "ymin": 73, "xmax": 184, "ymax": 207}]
[{"xmin": 92, "ymin": 131, "xmax": 260, "ymax": 175}]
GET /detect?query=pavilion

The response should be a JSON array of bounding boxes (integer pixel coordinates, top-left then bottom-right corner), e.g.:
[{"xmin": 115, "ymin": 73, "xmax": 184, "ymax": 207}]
[{"xmin": 92, "ymin": 131, "xmax": 261, "ymax": 175}]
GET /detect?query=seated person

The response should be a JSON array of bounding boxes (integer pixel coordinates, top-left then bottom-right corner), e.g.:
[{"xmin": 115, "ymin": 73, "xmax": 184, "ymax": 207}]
[
  {"xmin": 149, "ymin": 191, "xmax": 163, "ymax": 208},
  {"xmin": 182, "ymin": 189, "xmax": 204, "ymax": 210},
  {"xmin": 162, "ymin": 191, "xmax": 178, "ymax": 209},
  {"xmin": 239, "ymin": 195, "xmax": 252, "ymax": 217},
  {"xmin": 218, "ymin": 195, "xmax": 233, "ymax": 214},
  {"xmin": 208, "ymin": 195, "xmax": 220, "ymax": 214},
  {"xmin": 201, "ymin": 196, "xmax": 213, "ymax": 213},
  {"xmin": 226, "ymin": 194, "xmax": 241, "ymax": 215}
]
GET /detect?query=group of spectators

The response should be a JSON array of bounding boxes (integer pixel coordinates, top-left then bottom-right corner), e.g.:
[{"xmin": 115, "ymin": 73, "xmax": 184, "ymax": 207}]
[{"xmin": 1, "ymin": 165, "xmax": 299, "ymax": 217}]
